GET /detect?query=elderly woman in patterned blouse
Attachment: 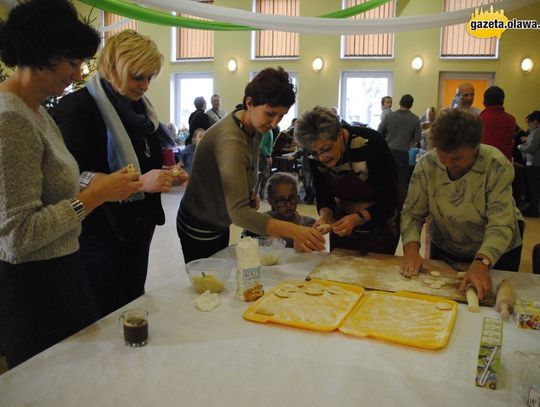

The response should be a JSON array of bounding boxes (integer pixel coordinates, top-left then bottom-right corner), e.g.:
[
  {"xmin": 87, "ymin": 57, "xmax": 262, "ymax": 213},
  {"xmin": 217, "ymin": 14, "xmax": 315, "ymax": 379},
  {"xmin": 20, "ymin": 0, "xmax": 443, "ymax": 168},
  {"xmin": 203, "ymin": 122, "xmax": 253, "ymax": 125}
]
[{"xmin": 400, "ymin": 109, "xmax": 524, "ymax": 300}]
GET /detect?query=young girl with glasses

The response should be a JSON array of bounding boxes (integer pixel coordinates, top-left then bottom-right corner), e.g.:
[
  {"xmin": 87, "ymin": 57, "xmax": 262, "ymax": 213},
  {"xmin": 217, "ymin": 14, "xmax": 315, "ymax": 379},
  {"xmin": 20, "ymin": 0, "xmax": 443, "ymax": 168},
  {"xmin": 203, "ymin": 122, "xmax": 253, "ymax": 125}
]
[{"xmin": 243, "ymin": 172, "xmax": 315, "ymax": 248}]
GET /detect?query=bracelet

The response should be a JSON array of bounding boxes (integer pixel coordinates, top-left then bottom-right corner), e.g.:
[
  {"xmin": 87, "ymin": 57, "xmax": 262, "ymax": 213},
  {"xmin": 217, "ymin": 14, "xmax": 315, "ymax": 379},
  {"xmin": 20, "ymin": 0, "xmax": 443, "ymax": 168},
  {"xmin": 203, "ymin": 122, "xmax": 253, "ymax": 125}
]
[
  {"xmin": 68, "ymin": 197, "xmax": 86, "ymax": 221},
  {"xmin": 79, "ymin": 171, "xmax": 96, "ymax": 190},
  {"xmin": 474, "ymin": 256, "xmax": 491, "ymax": 269}
]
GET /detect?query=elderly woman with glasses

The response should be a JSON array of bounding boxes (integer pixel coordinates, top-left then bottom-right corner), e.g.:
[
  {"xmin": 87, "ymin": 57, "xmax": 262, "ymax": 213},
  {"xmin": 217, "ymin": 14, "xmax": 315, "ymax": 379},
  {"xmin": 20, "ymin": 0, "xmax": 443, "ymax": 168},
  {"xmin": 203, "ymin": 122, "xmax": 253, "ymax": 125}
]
[{"xmin": 294, "ymin": 106, "xmax": 401, "ymax": 255}]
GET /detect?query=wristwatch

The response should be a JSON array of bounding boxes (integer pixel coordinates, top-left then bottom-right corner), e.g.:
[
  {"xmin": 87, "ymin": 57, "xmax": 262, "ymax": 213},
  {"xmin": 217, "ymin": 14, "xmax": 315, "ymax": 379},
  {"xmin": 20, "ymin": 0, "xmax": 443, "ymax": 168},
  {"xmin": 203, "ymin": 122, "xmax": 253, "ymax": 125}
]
[
  {"xmin": 357, "ymin": 212, "xmax": 367, "ymax": 225},
  {"xmin": 474, "ymin": 256, "xmax": 491, "ymax": 269}
]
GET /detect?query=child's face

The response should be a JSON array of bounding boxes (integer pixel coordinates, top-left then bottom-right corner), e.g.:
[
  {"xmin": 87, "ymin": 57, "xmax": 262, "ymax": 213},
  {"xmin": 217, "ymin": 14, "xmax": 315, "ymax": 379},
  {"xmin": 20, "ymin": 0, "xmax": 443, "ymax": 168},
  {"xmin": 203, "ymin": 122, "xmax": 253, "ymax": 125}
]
[
  {"xmin": 272, "ymin": 183, "xmax": 299, "ymax": 220},
  {"xmin": 383, "ymin": 98, "xmax": 392, "ymax": 108}
]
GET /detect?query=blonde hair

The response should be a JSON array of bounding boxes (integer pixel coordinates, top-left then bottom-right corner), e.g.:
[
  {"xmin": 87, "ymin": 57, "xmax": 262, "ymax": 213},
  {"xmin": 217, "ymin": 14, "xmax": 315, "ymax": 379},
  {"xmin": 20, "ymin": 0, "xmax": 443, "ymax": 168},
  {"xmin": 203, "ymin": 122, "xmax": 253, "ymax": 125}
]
[{"xmin": 97, "ymin": 30, "xmax": 163, "ymax": 89}]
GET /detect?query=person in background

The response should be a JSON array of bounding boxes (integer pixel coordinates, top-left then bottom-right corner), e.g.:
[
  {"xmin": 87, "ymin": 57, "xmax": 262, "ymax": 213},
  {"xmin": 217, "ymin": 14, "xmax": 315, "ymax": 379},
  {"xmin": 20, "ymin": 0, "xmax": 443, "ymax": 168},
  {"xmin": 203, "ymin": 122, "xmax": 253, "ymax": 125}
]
[
  {"xmin": 53, "ymin": 30, "xmax": 188, "ymax": 318},
  {"xmin": 419, "ymin": 106, "xmax": 437, "ymax": 151},
  {"xmin": 512, "ymin": 125, "xmax": 530, "ymax": 207},
  {"xmin": 518, "ymin": 110, "xmax": 540, "ymax": 218},
  {"xmin": 295, "ymin": 106, "xmax": 400, "ymax": 255},
  {"xmin": 187, "ymin": 96, "xmax": 209, "ymax": 145},
  {"xmin": 206, "ymin": 94, "xmax": 227, "ymax": 127},
  {"xmin": 377, "ymin": 94, "xmax": 421, "ymax": 200},
  {"xmin": 380, "ymin": 96, "xmax": 393, "ymax": 123},
  {"xmin": 400, "ymin": 109, "xmax": 523, "ymax": 300},
  {"xmin": 243, "ymin": 172, "xmax": 315, "ymax": 248},
  {"xmin": 480, "ymin": 86, "xmax": 516, "ymax": 161},
  {"xmin": 0, "ymin": 0, "xmax": 142, "ymax": 368},
  {"xmin": 420, "ymin": 106, "xmax": 437, "ymax": 124},
  {"xmin": 177, "ymin": 67, "xmax": 325, "ymax": 262},
  {"xmin": 179, "ymin": 128, "xmax": 205, "ymax": 174},
  {"xmin": 257, "ymin": 128, "xmax": 273, "ymax": 198},
  {"xmin": 454, "ymin": 83, "xmax": 481, "ymax": 115}
]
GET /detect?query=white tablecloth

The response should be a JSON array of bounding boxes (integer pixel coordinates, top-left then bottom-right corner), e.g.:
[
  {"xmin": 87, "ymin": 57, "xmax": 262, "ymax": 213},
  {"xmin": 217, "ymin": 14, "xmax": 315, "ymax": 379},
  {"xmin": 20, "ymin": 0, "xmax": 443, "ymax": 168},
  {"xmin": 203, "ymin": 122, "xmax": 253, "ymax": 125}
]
[{"xmin": 1, "ymin": 249, "xmax": 539, "ymax": 407}]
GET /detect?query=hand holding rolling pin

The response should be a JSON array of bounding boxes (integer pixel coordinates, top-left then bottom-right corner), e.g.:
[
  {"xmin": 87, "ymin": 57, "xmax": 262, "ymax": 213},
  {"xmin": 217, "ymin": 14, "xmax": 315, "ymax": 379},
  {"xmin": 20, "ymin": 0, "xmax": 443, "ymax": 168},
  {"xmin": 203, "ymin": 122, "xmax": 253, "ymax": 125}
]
[{"xmin": 459, "ymin": 256, "xmax": 492, "ymax": 301}]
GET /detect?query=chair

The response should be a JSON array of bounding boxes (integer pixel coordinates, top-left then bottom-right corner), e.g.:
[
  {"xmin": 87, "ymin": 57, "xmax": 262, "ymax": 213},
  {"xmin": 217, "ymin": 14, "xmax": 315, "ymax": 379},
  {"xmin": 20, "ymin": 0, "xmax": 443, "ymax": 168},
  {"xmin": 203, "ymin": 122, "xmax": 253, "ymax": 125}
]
[{"xmin": 533, "ymin": 244, "xmax": 540, "ymax": 274}]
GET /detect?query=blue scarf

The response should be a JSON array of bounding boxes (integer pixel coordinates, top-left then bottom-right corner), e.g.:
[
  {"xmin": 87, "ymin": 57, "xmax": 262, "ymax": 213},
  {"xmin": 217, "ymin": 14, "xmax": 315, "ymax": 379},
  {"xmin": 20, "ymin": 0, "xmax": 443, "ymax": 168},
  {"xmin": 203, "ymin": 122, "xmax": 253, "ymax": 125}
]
[{"xmin": 86, "ymin": 74, "xmax": 161, "ymax": 201}]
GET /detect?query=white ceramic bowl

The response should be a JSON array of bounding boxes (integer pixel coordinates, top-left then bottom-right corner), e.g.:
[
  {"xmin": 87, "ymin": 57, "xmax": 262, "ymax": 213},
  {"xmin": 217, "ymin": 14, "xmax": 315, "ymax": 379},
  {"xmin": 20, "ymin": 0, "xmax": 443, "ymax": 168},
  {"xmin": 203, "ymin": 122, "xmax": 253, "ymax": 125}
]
[
  {"xmin": 185, "ymin": 258, "xmax": 232, "ymax": 293},
  {"xmin": 256, "ymin": 237, "xmax": 286, "ymax": 266}
]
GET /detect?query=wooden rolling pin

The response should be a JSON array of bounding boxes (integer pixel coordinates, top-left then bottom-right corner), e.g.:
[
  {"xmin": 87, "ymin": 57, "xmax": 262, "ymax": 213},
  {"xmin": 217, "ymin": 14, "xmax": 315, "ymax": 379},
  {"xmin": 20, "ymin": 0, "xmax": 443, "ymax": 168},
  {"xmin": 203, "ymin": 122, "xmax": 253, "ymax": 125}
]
[
  {"xmin": 466, "ymin": 285, "xmax": 480, "ymax": 313},
  {"xmin": 495, "ymin": 279, "xmax": 515, "ymax": 320}
]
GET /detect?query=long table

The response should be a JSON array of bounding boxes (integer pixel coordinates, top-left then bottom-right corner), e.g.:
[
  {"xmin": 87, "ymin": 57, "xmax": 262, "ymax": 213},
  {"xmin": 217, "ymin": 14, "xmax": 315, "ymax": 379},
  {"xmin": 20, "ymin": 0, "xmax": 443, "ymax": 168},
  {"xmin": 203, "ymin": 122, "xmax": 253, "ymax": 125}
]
[{"xmin": 1, "ymin": 248, "xmax": 539, "ymax": 407}]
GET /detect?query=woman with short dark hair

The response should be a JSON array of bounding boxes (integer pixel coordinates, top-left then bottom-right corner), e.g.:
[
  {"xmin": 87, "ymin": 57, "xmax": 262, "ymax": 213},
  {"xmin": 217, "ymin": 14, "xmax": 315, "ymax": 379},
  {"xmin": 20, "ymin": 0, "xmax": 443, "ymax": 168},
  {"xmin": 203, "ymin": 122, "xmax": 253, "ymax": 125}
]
[
  {"xmin": 401, "ymin": 109, "xmax": 524, "ymax": 300},
  {"xmin": 177, "ymin": 67, "xmax": 325, "ymax": 262},
  {"xmin": 0, "ymin": 0, "xmax": 142, "ymax": 368}
]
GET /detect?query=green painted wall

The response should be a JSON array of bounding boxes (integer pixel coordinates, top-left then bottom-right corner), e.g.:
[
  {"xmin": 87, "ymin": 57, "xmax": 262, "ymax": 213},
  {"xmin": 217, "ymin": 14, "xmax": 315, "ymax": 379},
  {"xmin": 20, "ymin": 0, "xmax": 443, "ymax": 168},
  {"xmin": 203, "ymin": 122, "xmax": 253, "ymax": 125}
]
[{"xmin": 30, "ymin": 1, "xmax": 540, "ymax": 128}]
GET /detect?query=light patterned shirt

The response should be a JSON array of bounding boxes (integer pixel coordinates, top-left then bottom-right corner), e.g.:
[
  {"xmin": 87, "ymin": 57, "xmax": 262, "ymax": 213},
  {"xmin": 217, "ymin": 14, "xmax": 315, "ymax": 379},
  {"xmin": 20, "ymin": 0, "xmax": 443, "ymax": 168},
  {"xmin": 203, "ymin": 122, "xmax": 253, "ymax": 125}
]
[{"xmin": 401, "ymin": 144, "xmax": 522, "ymax": 264}]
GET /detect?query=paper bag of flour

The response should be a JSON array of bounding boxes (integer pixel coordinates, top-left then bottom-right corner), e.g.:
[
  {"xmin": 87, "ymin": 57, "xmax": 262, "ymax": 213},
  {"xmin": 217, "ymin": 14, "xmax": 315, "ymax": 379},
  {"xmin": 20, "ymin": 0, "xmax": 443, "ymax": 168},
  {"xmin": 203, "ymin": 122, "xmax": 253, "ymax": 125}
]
[{"xmin": 235, "ymin": 237, "xmax": 264, "ymax": 302}]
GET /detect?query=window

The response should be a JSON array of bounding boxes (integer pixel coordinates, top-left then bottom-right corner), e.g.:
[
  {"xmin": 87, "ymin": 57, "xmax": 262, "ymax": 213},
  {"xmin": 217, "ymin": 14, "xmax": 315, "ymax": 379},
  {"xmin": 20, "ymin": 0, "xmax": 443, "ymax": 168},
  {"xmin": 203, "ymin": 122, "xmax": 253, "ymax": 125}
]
[
  {"xmin": 340, "ymin": 71, "xmax": 392, "ymax": 129},
  {"xmin": 441, "ymin": 0, "xmax": 497, "ymax": 58},
  {"xmin": 102, "ymin": 11, "xmax": 137, "ymax": 42},
  {"xmin": 342, "ymin": 0, "xmax": 395, "ymax": 58},
  {"xmin": 253, "ymin": 0, "xmax": 299, "ymax": 59},
  {"xmin": 249, "ymin": 71, "xmax": 298, "ymax": 130},
  {"xmin": 173, "ymin": 73, "xmax": 214, "ymax": 131},
  {"xmin": 174, "ymin": 5, "xmax": 214, "ymax": 61}
]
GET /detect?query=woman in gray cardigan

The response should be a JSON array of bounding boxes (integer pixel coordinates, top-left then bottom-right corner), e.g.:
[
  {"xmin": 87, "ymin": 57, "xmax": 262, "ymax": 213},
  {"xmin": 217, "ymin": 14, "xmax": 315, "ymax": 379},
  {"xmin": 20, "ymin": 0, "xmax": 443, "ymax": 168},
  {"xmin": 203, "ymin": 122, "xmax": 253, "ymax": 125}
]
[{"xmin": 0, "ymin": 0, "xmax": 141, "ymax": 368}]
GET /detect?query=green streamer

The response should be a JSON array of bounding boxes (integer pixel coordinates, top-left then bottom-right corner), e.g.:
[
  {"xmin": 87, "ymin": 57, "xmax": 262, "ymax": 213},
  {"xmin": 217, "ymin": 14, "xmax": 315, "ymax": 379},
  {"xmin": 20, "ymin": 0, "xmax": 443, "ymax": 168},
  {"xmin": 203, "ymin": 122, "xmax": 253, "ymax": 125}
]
[{"xmin": 77, "ymin": 0, "xmax": 391, "ymax": 31}]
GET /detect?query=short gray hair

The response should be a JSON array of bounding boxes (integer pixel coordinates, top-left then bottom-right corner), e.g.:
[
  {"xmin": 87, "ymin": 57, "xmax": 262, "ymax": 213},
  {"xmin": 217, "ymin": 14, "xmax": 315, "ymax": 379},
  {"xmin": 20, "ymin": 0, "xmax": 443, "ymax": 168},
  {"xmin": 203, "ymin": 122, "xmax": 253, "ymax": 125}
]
[{"xmin": 294, "ymin": 106, "xmax": 341, "ymax": 147}]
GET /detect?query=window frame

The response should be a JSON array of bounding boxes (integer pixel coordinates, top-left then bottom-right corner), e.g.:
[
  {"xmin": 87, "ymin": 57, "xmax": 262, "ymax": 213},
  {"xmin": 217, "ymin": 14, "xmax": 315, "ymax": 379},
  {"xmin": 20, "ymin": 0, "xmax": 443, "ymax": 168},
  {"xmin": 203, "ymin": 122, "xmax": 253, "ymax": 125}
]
[
  {"xmin": 251, "ymin": 0, "xmax": 300, "ymax": 61},
  {"xmin": 439, "ymin": 0, "xmax": 499, "ymax": 60},
  {"xmin": 340, "ymin": 0, "xmax": 396, "ymax": 60},
  {"xmin": 339, "ymin": 70, "xmax": 393, "ymax": 129},
  {"xmin": 100, "ymin": 10, "xmax": 137, "ymax": 43},
  {"xmin": 172, "ymin": 72, "xmax": 214, "ymax": 129},
  {"xmin": 171, "ymin": 10, "xmax": 215, "ymax": 62}
]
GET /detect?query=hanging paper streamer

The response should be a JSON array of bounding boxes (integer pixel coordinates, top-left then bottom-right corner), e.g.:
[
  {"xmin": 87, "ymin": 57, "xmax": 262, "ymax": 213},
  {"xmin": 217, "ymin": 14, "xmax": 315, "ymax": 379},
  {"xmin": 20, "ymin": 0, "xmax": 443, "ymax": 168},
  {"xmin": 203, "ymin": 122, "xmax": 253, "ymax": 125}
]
[
  {"xmin": 78, "ymin": 0, "xmax": 538, "ymax": 34},
  {"xmin": 78, "ymin": 0, "xmax": 391, "ymax": 31}
]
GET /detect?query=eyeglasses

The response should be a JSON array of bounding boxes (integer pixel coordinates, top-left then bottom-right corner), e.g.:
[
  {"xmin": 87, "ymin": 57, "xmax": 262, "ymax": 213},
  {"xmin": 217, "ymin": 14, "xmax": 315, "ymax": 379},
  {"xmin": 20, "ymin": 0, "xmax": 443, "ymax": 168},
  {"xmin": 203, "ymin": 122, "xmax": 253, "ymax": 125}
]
[
  {"xmin": 309, "ymin": 143, "xmax": 335, "ymax": 159},
  {"xmin": 274, "ymin": 195, "xmax": 300, "ymax": 208}
]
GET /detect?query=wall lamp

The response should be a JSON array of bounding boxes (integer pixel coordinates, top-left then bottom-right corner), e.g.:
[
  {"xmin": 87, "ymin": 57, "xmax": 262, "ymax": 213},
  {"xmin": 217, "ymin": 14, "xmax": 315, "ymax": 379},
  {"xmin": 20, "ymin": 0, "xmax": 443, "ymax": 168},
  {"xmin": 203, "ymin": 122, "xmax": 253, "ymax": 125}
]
[
  {"xmin": 411, "ymin": 56, "xmax": 423, "ymax": 71},
  {"xmin": 312, "ymin": 57, "xmax": 324, "ymax": 72},
  {"xmin": 521, "ymin": 57, "xmax": 534, "ymax": 73},
  {"xmin": 227, "ymin": 58, "xmax": 237, "ymax": 72}
]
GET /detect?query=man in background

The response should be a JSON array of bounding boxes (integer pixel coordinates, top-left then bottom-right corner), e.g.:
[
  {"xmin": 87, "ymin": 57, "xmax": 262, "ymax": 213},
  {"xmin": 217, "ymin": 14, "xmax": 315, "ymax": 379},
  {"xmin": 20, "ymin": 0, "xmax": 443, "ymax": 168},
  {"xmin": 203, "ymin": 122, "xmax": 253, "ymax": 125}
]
[
  {"xmin": 480, "ymin": 85, "xmax": 516, "ymax": 161},
  {"xmin": 454, "ymin": 83, "xmax": 481, "ymax": 115},
  {"xmin": 378, "ymin": 94, "xmax": 421, "ymax": 199},
  {"xmin": 187, "ymin": 96, "xmax": 209, "ymax": 145},
  {"xmin": 206, "ymin": 94, "xmax": 227, "ymax": 127}
]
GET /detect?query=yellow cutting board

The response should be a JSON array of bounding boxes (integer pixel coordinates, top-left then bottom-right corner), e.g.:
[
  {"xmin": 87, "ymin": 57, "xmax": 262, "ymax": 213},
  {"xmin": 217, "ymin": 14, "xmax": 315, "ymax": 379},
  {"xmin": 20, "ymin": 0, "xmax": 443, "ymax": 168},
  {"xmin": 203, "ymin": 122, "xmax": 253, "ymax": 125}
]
[
  {"xmin": 243, "ymin": 280, "xmax": 364, "ymax": 332},
  {"xmin": 339, "ymin": 291, "xmax": 458, "ymax": 350},
  {"xmin": 308, "ymin": 249, "xmax": 495, "ymax": 306}
]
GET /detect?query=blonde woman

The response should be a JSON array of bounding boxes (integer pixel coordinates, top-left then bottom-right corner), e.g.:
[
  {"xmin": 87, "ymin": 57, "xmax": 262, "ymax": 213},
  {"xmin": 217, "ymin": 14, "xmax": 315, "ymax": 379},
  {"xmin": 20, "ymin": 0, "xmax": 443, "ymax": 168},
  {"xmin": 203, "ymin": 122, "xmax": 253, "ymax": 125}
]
[{"xmin": 53, "ymin": 30, "xmax": 187, "ymax": 317}]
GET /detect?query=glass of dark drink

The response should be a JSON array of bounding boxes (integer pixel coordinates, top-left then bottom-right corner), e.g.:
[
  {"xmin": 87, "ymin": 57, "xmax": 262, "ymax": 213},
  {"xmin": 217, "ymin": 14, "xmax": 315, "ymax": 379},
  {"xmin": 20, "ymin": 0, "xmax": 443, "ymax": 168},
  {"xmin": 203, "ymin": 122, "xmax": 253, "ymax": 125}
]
[{"xmin": 119, "ymin": 308, "xmax": 149, "ymax": 347}]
